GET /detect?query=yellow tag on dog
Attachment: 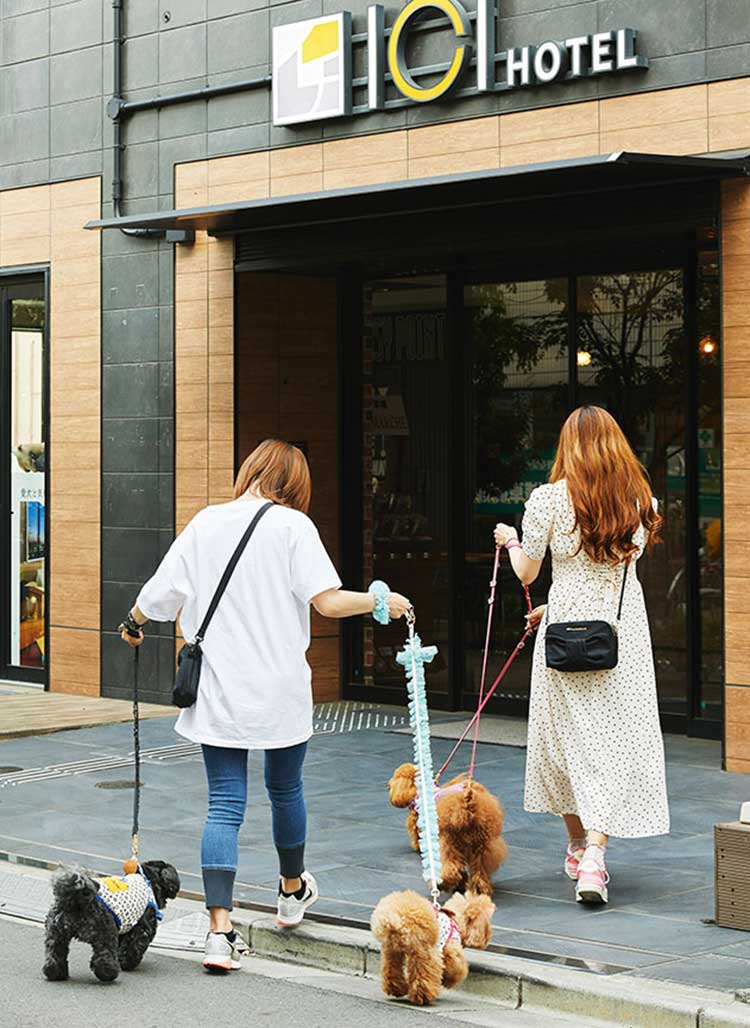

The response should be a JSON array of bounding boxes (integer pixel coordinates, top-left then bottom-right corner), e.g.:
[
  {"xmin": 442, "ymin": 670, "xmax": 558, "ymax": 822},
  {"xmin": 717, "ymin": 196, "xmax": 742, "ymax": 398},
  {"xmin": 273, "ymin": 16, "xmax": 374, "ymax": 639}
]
[{"xmin": 99, "ymin": 876, "xmax": 128, "ymax": 892}]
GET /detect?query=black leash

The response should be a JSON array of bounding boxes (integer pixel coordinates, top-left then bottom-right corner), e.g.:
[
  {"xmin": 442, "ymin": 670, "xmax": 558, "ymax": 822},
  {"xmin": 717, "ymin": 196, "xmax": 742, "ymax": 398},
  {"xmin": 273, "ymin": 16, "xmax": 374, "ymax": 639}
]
[{"xmin": 131, "ymin": 645, "xmax": 140, "ymax": 861}]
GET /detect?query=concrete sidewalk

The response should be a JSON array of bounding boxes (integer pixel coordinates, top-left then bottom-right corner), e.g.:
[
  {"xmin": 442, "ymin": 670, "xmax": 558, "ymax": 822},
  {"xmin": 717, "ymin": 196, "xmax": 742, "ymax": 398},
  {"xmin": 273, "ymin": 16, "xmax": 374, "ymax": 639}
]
[
  {"xmin": 3, "ymin": 861, "xmax": 750, "ymax": 1028},
  {"xmin": 1, "ymin": 707, "xmax": 749, "ymax": 997}
]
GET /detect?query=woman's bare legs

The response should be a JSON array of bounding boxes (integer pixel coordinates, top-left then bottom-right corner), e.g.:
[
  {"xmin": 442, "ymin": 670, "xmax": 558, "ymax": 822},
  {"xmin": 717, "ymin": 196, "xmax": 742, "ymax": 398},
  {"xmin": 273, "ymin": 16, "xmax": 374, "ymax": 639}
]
[
  {"xmin": 562, "ymin": 814, "xmax": 586, "ymax": 847},
  {"xmin": 587, "ymin": 830, "xmax": 609, "ymax": 848},
  {"xmin": 563, "ymin": 816, "xmax": 609, "ymax": 850}
]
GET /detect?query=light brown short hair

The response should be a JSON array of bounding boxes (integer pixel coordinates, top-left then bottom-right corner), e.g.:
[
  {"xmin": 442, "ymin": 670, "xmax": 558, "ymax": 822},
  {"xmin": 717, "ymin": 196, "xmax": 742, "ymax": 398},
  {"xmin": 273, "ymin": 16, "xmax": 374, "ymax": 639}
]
[{"xmin": 233, "ymin": 439, "xmax": 311, "ymax": 513}]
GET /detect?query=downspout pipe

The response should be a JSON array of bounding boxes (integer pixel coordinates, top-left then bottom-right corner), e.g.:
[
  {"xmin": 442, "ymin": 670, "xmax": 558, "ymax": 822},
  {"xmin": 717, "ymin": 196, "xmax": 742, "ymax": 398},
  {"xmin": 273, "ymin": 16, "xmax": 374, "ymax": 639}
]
[{"xmin": 109, "ymin": 0, "xmax": 165, "ymax": 238}]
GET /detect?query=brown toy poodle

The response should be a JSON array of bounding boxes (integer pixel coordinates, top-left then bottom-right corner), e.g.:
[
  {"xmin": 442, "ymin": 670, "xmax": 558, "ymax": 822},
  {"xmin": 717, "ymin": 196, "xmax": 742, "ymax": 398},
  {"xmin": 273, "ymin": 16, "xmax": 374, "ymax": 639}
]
[
  {"xmin": 388, "ymin": 763, "xmax": 507, "ymax": 895},
  {"xmin": 371, "ymin": 889, "xmax": 495, "ymax": 1005}
]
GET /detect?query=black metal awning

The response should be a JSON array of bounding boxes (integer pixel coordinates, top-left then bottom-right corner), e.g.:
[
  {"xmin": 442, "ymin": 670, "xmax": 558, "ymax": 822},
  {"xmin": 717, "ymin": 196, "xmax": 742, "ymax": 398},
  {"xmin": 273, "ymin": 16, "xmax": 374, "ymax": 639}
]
[{"xmin": 86, "ymin": 151, "xmax": 749, "ymax": 236}]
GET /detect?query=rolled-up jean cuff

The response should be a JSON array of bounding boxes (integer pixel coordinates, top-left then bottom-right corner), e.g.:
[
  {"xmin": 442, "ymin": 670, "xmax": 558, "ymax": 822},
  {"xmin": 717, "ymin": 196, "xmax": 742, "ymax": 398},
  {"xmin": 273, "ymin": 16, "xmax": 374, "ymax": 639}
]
[
  {"xmin": 203, "ymin": 867, "xmax": 235, "ymax": 911},
  {"xmin": 276, "ymin": 843, "xmax": 305, "ymax": 879}
]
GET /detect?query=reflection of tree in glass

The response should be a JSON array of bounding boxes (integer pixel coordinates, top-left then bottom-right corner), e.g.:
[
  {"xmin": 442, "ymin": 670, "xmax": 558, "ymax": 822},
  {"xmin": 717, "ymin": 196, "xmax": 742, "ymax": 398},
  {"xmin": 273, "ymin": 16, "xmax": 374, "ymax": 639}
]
[
  {"xmin": 469, "ymin": 283, "xmax": 567, "ymax": 496},
  {"xmin": 565, "ymin": 271, "xmax": 684, "ymax": 455}
]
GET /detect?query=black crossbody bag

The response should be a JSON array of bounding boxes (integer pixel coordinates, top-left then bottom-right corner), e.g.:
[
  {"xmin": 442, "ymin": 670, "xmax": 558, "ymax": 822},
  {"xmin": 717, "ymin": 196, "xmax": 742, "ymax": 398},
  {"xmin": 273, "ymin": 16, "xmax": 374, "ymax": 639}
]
[
  {"xmin": 172, "ymin": 501, "xmax": 274, "ymax": 708},
  {"xmin": 544, "ymin": 561, "xmax": 629, "ymax": 673}
]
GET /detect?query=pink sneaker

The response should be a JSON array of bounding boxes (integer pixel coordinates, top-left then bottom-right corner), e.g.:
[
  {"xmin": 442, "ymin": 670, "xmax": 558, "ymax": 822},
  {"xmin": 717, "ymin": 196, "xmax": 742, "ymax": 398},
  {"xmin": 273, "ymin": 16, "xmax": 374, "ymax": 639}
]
[
  {"xmin": 575, "ymin": 846, "xmax": 609, "ymax": 904},
  {"xmin": 564, "ymin": 844, "xmax": 585, "ymax": 881}
]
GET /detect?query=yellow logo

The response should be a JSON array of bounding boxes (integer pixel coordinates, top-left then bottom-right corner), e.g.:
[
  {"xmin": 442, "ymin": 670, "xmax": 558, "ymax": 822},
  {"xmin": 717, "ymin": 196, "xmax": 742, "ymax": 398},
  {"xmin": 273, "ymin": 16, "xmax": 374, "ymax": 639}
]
[
  {"xmin": 272, "ymin": 13, "xmax": 352, "ymax": 126},
  {"xmin": 100, "ymin": 876, "xmax": 128, "ymax": 892},
  {"xmin": 388, "ymin": 0, "xmax": 472, "ymax": 103}
]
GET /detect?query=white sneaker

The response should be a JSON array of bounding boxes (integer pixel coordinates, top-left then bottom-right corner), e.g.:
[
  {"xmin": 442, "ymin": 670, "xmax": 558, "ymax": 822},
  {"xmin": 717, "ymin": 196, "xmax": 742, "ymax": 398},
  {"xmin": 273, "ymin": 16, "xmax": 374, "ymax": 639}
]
[
  {"xmin": 202, "ymin": 931, "xmax": 249, "ymax": 972},
  {"xmin": 276, "ymin": 871, "xmax": 319, "ymax": 927}
]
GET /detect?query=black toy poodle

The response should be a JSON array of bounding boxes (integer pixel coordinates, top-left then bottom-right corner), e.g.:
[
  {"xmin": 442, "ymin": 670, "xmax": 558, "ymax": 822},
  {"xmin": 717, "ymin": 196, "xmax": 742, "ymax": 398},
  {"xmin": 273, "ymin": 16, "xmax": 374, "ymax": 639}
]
[{"xmin": 43, "ymin": 861, "xmax": 180, "ymax": 983}]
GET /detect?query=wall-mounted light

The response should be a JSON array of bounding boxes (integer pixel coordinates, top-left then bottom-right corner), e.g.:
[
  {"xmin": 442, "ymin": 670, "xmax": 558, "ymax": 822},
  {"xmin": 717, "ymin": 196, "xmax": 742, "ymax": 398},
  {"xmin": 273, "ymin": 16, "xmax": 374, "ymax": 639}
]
[
  {"xmin": 699, "ymin": 335, "xmax": 718, "ymax": 356},
  {"xmin": 577, "ymin": 350, "xmax": 592, "ymax": 367}
]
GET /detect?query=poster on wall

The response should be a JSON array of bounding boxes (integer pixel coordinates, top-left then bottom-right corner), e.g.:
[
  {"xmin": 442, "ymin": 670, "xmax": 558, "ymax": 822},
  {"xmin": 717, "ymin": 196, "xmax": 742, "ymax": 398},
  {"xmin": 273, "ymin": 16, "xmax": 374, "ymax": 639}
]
[{"xmin": 10, "ymin": 467, "xmax": 45, "ymax": 669}]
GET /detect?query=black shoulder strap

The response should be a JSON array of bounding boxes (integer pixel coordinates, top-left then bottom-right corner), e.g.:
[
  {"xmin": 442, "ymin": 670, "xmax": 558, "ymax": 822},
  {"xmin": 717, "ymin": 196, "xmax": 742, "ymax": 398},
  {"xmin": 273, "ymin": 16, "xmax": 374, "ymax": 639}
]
[
  {"xmin": 616, "ymin": 560, "xmax": 630, "ymax": 621},
  {"xmin": 194, "ymin": 501, "xmax": 274, "ymax": 644}
]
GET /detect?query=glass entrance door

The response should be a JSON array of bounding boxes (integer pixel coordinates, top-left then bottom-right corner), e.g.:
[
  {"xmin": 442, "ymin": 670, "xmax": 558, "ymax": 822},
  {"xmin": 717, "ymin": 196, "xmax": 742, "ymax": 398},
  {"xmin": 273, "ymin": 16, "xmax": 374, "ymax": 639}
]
[
  {"xmin": 346, "ymin": 256, "xmax": 722, "ymax": 736},
  {"xmin": 1, "ymin": 279, "xmax": 47, "ymax": 684},
  {"xmin": 461, "ymin": 264, "xmax": 721, "ymax": 735},
  {"xmin": 360, "ymin": 276, "xmax": 452, "ymax": 700},
  {"xmin": 575, "ymin": 270, "xmax": 688, "ymax": 719},
  {"xmin": 463, "ymin": 279, "xmax": 568, "ymax": 713}
]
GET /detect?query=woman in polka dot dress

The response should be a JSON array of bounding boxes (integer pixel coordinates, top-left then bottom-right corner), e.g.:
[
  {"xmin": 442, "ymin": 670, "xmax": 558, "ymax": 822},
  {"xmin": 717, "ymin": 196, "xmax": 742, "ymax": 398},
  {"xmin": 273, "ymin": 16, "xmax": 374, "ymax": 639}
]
[{"xmin": 494, "ymin": 406, "xmax": 669, "ymax": 906}]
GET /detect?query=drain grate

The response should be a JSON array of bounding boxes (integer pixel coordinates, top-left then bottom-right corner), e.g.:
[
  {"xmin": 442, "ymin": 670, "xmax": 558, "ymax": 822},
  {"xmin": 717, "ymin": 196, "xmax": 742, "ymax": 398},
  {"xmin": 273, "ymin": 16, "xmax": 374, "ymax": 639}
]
[{"xmin": 95, "ymin": 780, "xmax": 144, "ymax": 790}]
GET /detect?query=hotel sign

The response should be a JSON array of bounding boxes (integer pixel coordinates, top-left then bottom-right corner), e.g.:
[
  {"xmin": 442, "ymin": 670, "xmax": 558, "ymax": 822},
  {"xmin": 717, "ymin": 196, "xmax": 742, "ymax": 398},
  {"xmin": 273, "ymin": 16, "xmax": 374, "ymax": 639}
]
[{"xmin": 272, "ymin": 1, "xmax": 648, "ymax": 126}]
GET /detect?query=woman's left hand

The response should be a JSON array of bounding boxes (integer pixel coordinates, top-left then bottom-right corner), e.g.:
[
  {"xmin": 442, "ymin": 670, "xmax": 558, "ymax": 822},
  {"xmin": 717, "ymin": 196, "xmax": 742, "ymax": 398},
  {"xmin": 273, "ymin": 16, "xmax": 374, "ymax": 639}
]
[
  {"xmin": 494, "ymin": 523, "xmax": 518, "ymax": 548},
  {"xmin": 525, "ymin": 605, "xmax": 547, "ymax": 631}
]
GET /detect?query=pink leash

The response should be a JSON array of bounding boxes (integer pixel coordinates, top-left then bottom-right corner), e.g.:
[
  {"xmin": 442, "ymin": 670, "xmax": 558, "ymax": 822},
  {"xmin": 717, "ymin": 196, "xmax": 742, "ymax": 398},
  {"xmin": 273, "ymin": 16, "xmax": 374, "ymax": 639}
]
[
  {"xmin": 436, "ymin": 554, "xmax": 534, "ymax": 784},
  {"xmin": 468, "ymin": 546, "xmax": 500, "ymax": 781}
]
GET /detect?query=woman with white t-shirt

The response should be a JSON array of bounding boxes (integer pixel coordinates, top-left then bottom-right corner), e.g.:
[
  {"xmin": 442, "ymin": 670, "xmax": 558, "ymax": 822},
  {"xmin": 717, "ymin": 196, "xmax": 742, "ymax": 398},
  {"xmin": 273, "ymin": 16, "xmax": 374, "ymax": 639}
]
[{"xmin": 119, "ymin": 439, "xmax": 410, "ymax": 972}]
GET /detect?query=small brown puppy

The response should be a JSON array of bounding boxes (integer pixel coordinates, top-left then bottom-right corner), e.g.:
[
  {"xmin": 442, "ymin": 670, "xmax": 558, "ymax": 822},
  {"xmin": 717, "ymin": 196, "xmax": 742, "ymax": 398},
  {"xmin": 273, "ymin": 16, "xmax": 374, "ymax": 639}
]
[
  {"xmin": 371, "ymin": 889, "xmax": 495, "ymax": 1006},
  {"xmin": 389, "ymin": 763, "xmax": 507, "ymax": 895}
]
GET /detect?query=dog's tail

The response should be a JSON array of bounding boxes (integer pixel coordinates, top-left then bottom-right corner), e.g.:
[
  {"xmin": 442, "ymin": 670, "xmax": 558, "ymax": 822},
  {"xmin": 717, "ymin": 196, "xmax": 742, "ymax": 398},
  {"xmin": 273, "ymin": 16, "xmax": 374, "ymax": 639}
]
[
  {"xmin": 51, "ymin": 869, "xmax": 99, "ymax": 914},
  {"xmin": 371, "ymin": 891, "xmax": 438, "ymax": 949}
]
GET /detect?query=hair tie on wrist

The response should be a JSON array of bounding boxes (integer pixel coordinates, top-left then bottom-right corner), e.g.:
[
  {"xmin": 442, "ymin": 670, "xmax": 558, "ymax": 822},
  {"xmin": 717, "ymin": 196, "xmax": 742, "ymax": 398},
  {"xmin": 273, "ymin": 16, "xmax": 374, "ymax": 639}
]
[
  {"xmin": 119, "ymin": 613, "xmax": 142, "ymax": 638},
  {"xmin": 368, "ymin": 580, "xmax": 391, "ymax": 625}
]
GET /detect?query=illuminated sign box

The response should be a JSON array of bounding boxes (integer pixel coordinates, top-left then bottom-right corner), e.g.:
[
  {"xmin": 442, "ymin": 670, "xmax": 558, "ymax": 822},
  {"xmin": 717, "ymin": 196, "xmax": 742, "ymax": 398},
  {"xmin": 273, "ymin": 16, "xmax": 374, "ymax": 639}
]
[{"xmin": 272, "ymin": 1, "xmax": 648, "ymax": 126}]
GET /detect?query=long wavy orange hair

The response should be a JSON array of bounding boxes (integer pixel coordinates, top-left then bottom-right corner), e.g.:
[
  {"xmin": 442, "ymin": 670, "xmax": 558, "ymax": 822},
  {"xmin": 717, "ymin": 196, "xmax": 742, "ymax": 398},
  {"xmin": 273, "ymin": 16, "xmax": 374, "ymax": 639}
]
[{"xmin": 550, "ymin": 406, "xmax": 661, "ymax": 564}]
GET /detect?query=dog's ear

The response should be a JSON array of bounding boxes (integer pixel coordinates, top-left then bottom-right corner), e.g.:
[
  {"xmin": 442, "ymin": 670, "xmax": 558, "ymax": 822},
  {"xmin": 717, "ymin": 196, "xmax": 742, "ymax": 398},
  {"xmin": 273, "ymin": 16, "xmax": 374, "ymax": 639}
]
[
  {"xmin": 388, "ymin": 763, "xmax": 418, "ymax": 808},
  {"xmin": 456, "ymin": 892, "xmax": 495, "ymax": 950},
  {"xmin": 142, "ymin": 862, "xmax": 181, "ymax": 905}
]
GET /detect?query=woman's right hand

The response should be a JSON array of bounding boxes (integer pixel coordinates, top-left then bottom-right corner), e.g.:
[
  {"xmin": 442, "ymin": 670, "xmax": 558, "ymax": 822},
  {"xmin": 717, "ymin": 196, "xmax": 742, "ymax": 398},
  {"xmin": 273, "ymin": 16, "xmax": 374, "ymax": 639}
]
[
  {"xmin": 120, "ymin": 627, "xmax": 144, "ymax": 647},
  {"xmin": 387, "ymin": 592, "xmax": 412, "ymax": 619}
]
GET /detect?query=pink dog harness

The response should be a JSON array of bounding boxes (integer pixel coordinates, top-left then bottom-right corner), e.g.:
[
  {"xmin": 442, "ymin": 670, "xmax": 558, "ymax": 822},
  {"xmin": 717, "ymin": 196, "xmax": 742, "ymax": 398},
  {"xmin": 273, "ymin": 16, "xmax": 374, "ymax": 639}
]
[
  {"xmin": 436, "ymin": 909, "xmax": 460, "ymax": 950},
  {"xmin": 408, "ymin": 781, "xmax": 465, "ymax": 812}
]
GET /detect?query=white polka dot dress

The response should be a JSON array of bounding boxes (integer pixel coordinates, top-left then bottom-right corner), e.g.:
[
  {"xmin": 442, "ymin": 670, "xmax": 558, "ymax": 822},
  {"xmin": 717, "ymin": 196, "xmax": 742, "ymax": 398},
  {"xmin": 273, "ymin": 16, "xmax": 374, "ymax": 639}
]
[{"xmin": 522, "ymin": 480, "xmax": 670, "ymax": 839}]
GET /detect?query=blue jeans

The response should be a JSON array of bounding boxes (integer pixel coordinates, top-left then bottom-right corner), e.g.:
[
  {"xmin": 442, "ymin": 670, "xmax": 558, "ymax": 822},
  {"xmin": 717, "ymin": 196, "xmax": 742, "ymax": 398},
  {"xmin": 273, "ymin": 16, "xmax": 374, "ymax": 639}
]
[{"xmin": 201, "ymin": 741, "xmax": 308, "ymax": 911}]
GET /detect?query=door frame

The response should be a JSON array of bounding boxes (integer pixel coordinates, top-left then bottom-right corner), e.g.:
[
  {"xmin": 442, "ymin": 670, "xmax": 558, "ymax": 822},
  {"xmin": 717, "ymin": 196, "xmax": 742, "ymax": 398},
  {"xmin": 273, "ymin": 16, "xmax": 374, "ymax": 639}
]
[
  {"xmin": 0, "ymin": 268, "xmax": 49, "ymax": 688},
  {"xmin": 341, "ymin": 247, "xmax": 722, "ymax": 740}
]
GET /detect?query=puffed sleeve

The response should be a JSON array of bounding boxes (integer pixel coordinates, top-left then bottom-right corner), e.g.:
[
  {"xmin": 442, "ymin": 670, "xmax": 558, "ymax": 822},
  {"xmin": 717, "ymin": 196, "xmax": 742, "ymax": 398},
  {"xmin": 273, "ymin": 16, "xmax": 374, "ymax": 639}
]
[{"xmin": 521, "ymin": 484, "xmax": 554, "ymax": 561}]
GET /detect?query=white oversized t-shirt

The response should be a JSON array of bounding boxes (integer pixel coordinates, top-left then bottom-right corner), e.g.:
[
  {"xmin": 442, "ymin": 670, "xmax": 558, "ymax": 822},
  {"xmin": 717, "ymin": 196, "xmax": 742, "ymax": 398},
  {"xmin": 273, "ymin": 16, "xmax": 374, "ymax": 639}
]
[{"xmin": 136, "ymin": 498, "xmax": 342, "ymax": 750}]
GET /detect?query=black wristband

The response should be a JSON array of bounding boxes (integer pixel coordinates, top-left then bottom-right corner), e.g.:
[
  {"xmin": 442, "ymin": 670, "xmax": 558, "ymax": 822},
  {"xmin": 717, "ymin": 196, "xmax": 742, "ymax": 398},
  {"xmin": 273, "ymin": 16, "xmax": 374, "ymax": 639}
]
[{"xmin": 119, "ymin": 613, "xmax": 142, "ymax": 638}]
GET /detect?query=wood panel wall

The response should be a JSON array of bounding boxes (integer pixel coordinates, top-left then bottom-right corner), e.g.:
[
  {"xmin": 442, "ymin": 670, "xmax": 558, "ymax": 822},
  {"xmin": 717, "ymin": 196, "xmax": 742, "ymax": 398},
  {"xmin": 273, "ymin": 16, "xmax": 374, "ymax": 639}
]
[
  {"xmin": 175, "ymin": 78, "xmax": 750, "ymax": 200},
  {"xmin": 235, "ymin": 271, "xmax": 340, "ymax": 703},
  {"xmin": 722, "ymin": 177, "xmax": 750, "ymax": 772},
  {"xmin": 0, "ymin": 177, "xmax": 101, "ymax": 695},
  {"xmin": 175, "ymin": 160, "xmax": 340, "ymax": 703}
]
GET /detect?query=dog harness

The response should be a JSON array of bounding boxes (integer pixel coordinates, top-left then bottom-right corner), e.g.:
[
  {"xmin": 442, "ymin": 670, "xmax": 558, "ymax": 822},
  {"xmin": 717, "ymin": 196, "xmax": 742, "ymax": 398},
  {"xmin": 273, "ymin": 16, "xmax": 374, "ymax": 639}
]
[
  {"xmin": 94, "ymin": 872, "xmax": 162, "ymax": 935},
  {"xmin": 408, "ymin": 781, "xmax": 465, "ymax": 812},
  {"xmin": 436, "ymin": 909, "xmax": 460, "ymax": 951}
]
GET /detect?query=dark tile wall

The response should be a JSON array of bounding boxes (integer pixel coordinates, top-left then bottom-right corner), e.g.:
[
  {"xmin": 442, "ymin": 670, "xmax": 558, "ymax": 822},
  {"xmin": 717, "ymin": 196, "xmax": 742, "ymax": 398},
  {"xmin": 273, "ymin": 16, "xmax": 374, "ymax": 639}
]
[
  {"xmin": 1, "ymin": 0, "xmax": 749, "ymax": 701},
  {"xmin": 99, "ymin": 221, "xmax": 175, "ymax": 703}
]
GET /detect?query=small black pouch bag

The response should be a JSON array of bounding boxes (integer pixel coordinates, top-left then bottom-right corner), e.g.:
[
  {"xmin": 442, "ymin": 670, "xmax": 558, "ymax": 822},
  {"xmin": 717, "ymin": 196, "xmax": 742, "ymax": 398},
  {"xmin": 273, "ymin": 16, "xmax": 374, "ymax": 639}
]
[
  {"xmin": 544, "ymin": 561, "xmax": 629, "ymax": 673},
  {"xmin": 172, "ymin": 501, "xmax": 274, "ymax": 708}
]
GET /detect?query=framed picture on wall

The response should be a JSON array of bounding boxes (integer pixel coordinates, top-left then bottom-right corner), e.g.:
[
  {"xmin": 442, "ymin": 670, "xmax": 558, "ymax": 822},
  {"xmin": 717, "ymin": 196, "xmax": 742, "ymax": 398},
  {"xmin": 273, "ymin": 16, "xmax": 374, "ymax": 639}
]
[{"xmin": 26, "ymin": 502, "xmax": 45, "ymax": 561}]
